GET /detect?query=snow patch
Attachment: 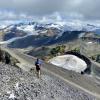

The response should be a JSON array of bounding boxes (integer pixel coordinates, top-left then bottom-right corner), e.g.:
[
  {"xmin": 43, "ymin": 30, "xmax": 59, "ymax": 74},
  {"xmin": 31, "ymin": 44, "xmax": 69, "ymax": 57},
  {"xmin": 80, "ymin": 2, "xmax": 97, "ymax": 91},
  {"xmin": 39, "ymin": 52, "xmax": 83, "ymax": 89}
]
[
  {"xmin": 87, "ymin": 41, "xmax": 92, "ymax": 44},
  {"xmin": 7, "ymin": 91, "xmax": 11, "ymax": 94},
  {"xmin": 17, "ymin": 25, "xmax": 38, "ymax": 35},
  {"xmin": 0, "ymin": 25, "xmax": 7, "ymax": 29},
  {"xmin": 15, "ymin": 82, "xmax": 19, "ymax": 90},
  {"xmin": 9, "ymin": 92, "xmax": 16, "ymax": 99},
  {"xmin": 49, "ymin": 55, "xmax": 87, "ymax": 73}
]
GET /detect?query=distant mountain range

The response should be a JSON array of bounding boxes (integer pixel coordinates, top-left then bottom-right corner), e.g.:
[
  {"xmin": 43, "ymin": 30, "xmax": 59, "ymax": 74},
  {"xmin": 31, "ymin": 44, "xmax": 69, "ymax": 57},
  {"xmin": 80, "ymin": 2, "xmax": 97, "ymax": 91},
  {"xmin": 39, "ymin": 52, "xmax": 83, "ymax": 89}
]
[{"xmin": 0, "ymin": 21, "xmax": 100, "ymax": 48}]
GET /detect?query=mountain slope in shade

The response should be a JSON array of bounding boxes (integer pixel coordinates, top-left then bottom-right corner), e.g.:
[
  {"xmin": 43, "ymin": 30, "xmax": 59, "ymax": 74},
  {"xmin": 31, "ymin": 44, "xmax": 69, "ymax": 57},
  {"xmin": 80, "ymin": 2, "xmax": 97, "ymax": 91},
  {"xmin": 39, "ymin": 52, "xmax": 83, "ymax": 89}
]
[{"xmin": 8, "ymin": 31, "xmax": 83, "ymax": 48}]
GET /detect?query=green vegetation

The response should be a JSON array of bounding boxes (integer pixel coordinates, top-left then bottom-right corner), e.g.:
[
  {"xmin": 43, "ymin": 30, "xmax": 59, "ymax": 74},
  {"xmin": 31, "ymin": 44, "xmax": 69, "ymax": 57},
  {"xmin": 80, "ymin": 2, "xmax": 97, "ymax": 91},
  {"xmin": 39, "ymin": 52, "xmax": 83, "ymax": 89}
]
[
  {"xmin": 95, "ymin": 33, "xmax": 100, "ymax": 37},
  {"xmin": 35, "ymin": 45, "xmax": 80, "ymax": 61},
  {"xmin": 0, "ymin": 31, "xmax": 3, "ymax": 35},
  {"xmin": 71, "ymin": 47, "xmax": 80, "ymax": 53},
  {"xmin": 50, "ymin": 45, "xmax": 66, "ymax": 56},
  {"xmin": 96, "ymin": 54, "xmax": 100, "ymax": 63},
  {"xmin": 27, "ymin": 44, "xmax": 82, "ymax": 62},
  {"xmin": 89, "ymin": 54, "xmax": 100, "ymax": 63}
]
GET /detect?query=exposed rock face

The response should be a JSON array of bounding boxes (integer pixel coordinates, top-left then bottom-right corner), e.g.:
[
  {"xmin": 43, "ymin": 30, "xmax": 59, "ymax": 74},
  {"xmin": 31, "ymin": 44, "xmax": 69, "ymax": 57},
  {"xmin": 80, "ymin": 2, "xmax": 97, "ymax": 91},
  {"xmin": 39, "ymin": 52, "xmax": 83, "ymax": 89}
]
[{"xmin": 0, "ymin": 62, "xmax": 95, "ymax": 100}]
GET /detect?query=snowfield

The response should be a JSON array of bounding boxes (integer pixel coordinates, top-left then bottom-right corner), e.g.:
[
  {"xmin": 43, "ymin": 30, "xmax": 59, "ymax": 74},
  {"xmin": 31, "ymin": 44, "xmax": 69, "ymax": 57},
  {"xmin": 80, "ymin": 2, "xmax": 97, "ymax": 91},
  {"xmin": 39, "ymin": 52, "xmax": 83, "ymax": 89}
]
[
  {"xmin": 17, "ymin": 25, "xmax": 38, "ymax": 35},
  {"xmin": 49, "ymin": 55, "xmax": 87, "ymax": 73}
]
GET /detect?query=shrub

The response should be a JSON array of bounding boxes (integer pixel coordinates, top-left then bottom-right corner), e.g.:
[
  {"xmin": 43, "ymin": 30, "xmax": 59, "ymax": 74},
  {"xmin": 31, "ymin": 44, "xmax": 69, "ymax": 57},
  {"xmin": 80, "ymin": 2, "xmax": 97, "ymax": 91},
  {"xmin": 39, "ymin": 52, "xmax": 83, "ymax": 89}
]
[{"xmin": 50, "ymin": 45, "xmax": 66, "ymax": 56}]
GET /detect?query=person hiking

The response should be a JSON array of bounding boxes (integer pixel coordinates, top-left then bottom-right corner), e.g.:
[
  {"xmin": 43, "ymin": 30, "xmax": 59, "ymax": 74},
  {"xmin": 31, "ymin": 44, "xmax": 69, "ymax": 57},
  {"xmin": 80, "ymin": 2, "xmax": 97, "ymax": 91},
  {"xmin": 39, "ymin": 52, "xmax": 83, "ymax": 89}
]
[
  {"xmin": 0, "ymin": 49, "xmax": 2, "ymax": 62},
  {"xmin": 35, "ymin": 58, "xmax": 42, "ymax": 78},
  {"xmin": 5, "ymin": 53, "xmax": 10, "ymax": 64}
]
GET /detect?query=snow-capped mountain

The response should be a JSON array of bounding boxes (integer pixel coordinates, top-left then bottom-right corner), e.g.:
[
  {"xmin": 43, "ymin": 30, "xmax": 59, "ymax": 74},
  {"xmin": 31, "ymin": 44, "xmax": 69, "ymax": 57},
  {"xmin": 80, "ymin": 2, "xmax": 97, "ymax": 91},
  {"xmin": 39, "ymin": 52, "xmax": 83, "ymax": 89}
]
[
  {"xmin": 0, "ymin": 20, "xmax": 100, "ymax": 48},
  {"xmin": 1, "ymin": 20, "xmax": 100, "ymax": 34}
]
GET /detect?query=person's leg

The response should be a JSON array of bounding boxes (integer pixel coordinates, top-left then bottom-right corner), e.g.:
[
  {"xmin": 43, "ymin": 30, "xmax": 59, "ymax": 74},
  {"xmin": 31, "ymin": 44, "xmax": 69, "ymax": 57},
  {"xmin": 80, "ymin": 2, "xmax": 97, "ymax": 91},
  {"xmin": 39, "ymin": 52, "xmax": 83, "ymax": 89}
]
[
  {"xmin": 36, "ymin": 70, "xmax": 40, "ymax": 78},
  {"xmin": 36, "ymin": 68, "xmax": 38, "ymax": 78},
  {"xmin": 38, "ymin": 70, "xmax": 41, "ymax": 78},
  {"xmin": 36, "ymin": 70, "xmax": 39, "ymax": 78},
  {"xmin": 36, "ymin": 65, "xmax": 41, "ymax": 78}
]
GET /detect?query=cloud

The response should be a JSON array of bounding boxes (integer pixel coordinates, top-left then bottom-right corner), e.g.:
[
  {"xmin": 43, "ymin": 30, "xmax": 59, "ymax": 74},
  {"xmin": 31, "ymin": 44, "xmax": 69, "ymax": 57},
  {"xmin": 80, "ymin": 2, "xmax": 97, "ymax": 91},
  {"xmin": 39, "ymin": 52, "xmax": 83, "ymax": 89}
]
[
  {"xmin": 0, "ymin": 11, "xmax": 34, "ymax": 20},
  {"xmin": 0, "ymin": 0, "xmax": 100, "ymax": 20}
]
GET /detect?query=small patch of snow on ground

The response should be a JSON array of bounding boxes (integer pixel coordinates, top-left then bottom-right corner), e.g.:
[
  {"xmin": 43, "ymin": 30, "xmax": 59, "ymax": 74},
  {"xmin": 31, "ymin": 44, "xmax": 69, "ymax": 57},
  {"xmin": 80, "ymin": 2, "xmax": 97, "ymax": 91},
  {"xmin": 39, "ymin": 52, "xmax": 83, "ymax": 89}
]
[
  {"xmin": 14, "ymin": 82, "xmax": 19, "ymax": 90},
  {"xmin": 9, "ymin": 91, "xmax": 16, "ymax": 99},
  {"xmin": 49, "ymin": 54, "xmax": 87, "ymax": 73}
]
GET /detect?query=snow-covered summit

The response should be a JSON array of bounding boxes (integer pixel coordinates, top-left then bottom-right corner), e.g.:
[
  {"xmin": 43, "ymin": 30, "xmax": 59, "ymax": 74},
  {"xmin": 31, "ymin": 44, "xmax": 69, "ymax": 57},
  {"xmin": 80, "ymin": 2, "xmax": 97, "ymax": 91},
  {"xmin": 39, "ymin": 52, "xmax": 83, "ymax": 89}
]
[{"xmin": 16, "ymin": 25, "xmax": 38, "ymax": 35}]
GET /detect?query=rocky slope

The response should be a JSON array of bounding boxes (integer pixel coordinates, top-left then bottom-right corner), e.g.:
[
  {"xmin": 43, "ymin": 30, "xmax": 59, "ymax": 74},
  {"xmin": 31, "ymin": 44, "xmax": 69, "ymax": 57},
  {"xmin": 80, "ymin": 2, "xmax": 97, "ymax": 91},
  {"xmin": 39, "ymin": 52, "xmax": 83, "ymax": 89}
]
[{"xmin": 0, "ymin": 62, "xmax": 95, "ymax": 100}]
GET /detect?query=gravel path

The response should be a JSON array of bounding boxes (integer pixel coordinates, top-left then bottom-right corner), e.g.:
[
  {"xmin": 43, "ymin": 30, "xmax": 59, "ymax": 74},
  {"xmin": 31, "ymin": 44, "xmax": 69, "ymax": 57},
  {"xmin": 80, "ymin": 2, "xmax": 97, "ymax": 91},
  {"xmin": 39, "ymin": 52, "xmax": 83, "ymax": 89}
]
[{"xmin": 0, "ymin": 62, "xmax": 95, "ymax": 100}]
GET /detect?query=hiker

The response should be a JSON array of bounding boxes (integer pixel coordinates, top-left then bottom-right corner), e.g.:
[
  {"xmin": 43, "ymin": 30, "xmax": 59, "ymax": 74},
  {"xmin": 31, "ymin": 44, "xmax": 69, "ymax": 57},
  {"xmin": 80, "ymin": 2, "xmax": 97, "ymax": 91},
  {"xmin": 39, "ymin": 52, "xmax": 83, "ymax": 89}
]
[
  {"xmin": 5, "ymin": 53, "xmax": 10, "ymax": 64},
  {"xmin": 0, "ymin": 49, "xmax": 2, "ymax": 62},
  {"xmin": 1, "ymin": 51, "xmax": 5, "ymax": 62},
  {"xmin": 35, "ymin": 58, "xmax": 42, "ymax": 78}
]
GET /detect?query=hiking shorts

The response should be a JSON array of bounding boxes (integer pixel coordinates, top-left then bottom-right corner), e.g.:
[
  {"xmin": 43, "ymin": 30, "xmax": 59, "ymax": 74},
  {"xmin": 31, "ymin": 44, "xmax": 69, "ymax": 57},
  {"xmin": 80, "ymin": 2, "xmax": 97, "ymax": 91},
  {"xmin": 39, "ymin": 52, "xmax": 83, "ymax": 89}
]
[{"xmin": 36, "ymin": 64, "xmax": 40, "ymax": 71}]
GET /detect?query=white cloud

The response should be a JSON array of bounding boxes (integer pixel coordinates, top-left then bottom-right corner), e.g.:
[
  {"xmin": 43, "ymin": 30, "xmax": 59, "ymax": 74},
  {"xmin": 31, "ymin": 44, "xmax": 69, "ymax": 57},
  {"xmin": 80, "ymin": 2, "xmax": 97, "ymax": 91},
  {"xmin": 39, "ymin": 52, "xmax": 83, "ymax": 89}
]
[
  {"xmin": 0, "ymin": 0, "xmax": 99, "ymax": 20},
  {"xmin": 39, "ymin": 12, "xmax": 63, "ymax": 23},
  {"xmin": 0, "ymin": 11, "xmax": 33, "ymax": 20}
]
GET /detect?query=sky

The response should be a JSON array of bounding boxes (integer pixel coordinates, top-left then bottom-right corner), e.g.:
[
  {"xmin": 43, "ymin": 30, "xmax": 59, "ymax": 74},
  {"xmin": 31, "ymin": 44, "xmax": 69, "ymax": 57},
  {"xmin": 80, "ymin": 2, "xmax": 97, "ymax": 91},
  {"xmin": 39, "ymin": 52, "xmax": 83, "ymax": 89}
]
[{"xmin": 0, "ymin": 0, "xmax": 100, "ymax": 21}]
